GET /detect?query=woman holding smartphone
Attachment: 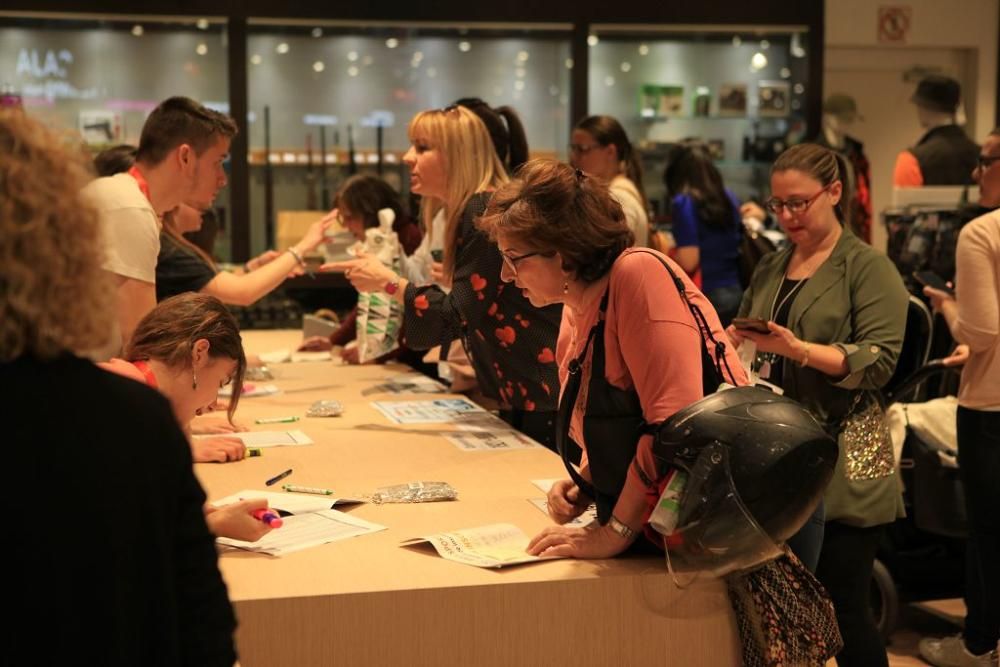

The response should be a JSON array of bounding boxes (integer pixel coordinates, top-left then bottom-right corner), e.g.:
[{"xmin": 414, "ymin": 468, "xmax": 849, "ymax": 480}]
[{"xmin": 728, "ymin": 143, "xmax": 908, "ymax": 667}]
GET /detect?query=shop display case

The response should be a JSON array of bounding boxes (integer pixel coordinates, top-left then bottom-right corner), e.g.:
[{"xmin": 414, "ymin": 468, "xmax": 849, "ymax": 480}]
[
  {"xmin": 245, "ymin": 21, "xmax": 573, "ymax": 256},
  {"xmin": 2, "ymin": 6, "xmax": 824, "ymax": 263},
  {"xmin": 0, "ymin": 13, "xmax": 234, "ymax": 257},
  {"xmin": 587, "ymin": 25, "xmax": 811, "ymax": 215}
]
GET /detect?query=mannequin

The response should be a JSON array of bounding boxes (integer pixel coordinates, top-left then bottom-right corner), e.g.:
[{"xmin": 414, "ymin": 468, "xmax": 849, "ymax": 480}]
[{"xmin": 817, "ymin": 96, "xmax": 873, "ymax": 243}]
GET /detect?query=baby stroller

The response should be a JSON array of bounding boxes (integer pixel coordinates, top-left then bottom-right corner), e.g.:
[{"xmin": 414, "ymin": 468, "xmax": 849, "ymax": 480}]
[{"xmin": 869, "ymin": 295, "xmax": 968, "ymax": 640}]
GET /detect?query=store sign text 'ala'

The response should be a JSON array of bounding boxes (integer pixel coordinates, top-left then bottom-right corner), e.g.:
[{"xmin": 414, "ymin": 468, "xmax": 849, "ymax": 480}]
[{"xmin": 16, "ymin": 48, "xmax": 73, "ymax": 79}]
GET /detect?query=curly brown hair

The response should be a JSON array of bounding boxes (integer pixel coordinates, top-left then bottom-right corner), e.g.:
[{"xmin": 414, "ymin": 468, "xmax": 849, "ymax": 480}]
[
  {"xmin": 124, "ymin": 292, "xmax": 246, "ymax": 422},
  {"xmin": 0, "ymin": 110, "xmax": 114, "ymax": 361},
  {"xmin": 477, "ymin": 159, "xmax": 633, "ymax": 283}
]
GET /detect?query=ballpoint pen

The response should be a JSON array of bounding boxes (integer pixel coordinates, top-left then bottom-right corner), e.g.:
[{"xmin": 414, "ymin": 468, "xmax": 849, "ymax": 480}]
[{"xmin": 265, "ymin": 468, "xmax": 293, "ymax": 486}]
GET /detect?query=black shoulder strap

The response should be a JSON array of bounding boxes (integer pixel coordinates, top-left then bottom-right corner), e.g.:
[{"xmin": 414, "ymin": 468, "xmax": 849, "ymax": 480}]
[
  {"xmin": 631, "ymin": 249, "xmax": 740, "ymax": 390},
  {"xmin": 555, "ymin": 251, "xmax": 740, "ymax": 500},
  {"xmin": 555, "ymin": 293, "xmax": 607, "ymax": 502}
]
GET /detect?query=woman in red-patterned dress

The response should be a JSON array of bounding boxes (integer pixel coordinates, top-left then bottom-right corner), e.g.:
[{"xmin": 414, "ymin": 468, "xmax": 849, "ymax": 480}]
[{"xmin": 325, "ymin": 106, "xmax": 564, "ymax": 452}]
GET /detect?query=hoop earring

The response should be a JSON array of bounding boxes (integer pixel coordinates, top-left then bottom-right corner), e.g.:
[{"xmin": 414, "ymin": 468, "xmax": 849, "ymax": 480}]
[{"xmin": 192, "ymin": 371, "xmax": 198, "ymax": 390}]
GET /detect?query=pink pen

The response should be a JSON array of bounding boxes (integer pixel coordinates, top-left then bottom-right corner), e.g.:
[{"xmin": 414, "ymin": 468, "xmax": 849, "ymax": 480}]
[{"xmin": 251, "ymin": 508, "xmax": 283, "ymax": 528}]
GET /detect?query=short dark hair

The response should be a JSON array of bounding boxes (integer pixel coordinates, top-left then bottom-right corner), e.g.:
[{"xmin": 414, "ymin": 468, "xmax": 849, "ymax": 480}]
[
  {"xmin": 478, "ymin": 159, "xmax": 633, "ymax": 283},
  {"xmin": 335, "ymin": 174, "xmax": 405, "ymax": 229},
  {"xmin": 136, "ymin": 96, "xmax": 237, "ymax": 166},
  {"xmin": 93, "ymin": 144, "xmax": 136, "ymax": 176}
]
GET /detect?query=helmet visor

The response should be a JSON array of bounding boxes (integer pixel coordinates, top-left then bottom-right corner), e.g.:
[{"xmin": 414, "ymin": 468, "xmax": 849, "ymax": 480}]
[{"xmin": 661, "ymin": 442, "xmax": 783, "ymax": 577}]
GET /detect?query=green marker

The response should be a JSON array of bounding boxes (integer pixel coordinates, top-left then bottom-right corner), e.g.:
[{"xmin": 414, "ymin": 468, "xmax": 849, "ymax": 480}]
[
  {"xmin": 283, "ymin": 484, "xmax": 334, "ymax": 496},
  {"xmin": 255, "ymin": 416, "xmax": 300, "ymax": 424}
]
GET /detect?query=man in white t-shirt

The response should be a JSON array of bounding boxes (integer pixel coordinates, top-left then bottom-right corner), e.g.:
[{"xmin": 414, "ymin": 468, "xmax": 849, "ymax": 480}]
[{"xmin": 83, "ymin": 96, "xmax": 237, "ymax": 357}]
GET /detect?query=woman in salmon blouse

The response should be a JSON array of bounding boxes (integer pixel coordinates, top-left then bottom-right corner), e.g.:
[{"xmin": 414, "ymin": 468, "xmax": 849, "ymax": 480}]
[{"xmin": 478, "ymin": 159, "xmax": 746, "ymax": 558}]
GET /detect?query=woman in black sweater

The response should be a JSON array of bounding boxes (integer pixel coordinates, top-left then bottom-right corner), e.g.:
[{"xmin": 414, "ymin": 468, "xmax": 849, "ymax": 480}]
[{"xmin": 2, "ymin": 106, "xmax": 236, "ymax": 666}]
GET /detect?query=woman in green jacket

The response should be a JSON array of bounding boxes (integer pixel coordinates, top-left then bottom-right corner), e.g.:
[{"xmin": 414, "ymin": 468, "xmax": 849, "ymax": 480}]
[{"xmin": 728, "ymin": 143, "xmax": 907, "ymax": 667}]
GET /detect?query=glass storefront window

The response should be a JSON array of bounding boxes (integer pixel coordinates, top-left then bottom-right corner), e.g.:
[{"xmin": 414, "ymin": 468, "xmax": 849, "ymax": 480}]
[
  {"xmin": 246, "ymin": 21, "xmax": 572, "ymax": 255},
  {"xmin": 587, "ymin": 26, "xmax": 810, "ymax": 213},
  {"xmin": 0, "ymin": 13, "xmax": 232, "ymax": 256}
]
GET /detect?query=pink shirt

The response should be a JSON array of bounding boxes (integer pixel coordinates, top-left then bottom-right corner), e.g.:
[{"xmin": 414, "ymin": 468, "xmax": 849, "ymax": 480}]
[{"xmin": 557, "ymin": 248, "xmax": 748, "ymax": 530}]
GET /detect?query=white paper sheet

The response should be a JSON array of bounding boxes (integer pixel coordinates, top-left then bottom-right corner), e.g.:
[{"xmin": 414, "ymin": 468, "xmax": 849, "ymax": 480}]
[
  {"xmin": 217, "ymin": 510, "xmax": 385, "ymax": 556},
  {"xmin": 258, "ymin": 348, "xmax": 292, "ymax": 364},
  {"xmin": 207, "ymin": 430, "xmax": 314, "ymax": 447},
  {"xmin": 361, "ymin": 373, "xmax": 448, "ymax": 396},
  {"xmin": 219, "ymin": 383, "xmax": 280, "ymax": 398},
  {"xmin": 529, "ymin": 479, "xmax": 598, "ymax": 527},
  {"xmin": 526, "ymin": 498, "xmax": 598, "ymax": 528},
  {"xmin": 371, "ymin": 398, "xmax": 486, "ymax": 424},
  {"xmin": 290, "ymin": 351, "xmax": 333, "ymax": 363},
  {"xmin": 400, "ymin": 523, "xmax": 564, "ymax": 568},
  {"xmin": 445, "ymin": 429, "xmax": 541, "ymax": 452},
  {"xmin": 211, "ymin": 489, "xmax": 363, "ymax": 514}
]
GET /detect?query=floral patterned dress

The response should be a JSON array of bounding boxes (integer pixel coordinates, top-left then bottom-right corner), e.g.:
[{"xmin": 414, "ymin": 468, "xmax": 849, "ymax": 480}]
[{"xmin": 401, "ymin": 192, "xmax": 561, "ymax": 413}]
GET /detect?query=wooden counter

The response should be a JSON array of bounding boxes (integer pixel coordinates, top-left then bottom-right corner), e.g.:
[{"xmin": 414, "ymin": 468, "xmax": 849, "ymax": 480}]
[{"xmin": 197, "ymin": 330, "xmax": 739, "ymax": 666}]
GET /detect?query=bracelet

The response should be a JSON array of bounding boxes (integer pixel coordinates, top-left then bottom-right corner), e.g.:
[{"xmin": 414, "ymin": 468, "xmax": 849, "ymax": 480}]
[
  {"xmin": 798, "ymin": 341, "xmax": 811, "ymax": 368},
  {"xmin": 607, "ymin": 514, "xmax": 637, "ymax": 541},
  {"xmin": 286, "ymin": 247, "xmax": 305, "ymax": 267}
]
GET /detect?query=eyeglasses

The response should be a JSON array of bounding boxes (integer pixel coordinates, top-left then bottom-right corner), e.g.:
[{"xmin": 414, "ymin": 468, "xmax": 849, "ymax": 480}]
[
  {"xmin": 568, "ymin": 143, "xmax": 599, "ymax": 155},
  {"xmin": 764, "ymin": 186, "xmax": 831, "ymax": 215},
  {"xmin": 501, "ymin": 249, "xmax": 553, "ymax": 276},
  {"xmin": 976, "ymin": 154, "xmax": 1000, "ymax": 170}
]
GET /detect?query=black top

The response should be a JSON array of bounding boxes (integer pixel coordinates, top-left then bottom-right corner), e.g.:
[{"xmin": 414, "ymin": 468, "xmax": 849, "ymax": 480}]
[
  {"xmin": 156, "ymin": 232, "xmax": 217, "ymax": 302},
  {"xmin": 766, "ymin": 277, "xmax": 807, "ymax": 385},
  {"xmin": 6, "ymin": 353, "xmax": 237, "ymax": 666},
  {"xmin": 402, "ymin": 192, "xmax": 562, "ymax": 412},
  {"xmin": 911, "ymin": 124, "xmax": 980, "ymax": 186}
]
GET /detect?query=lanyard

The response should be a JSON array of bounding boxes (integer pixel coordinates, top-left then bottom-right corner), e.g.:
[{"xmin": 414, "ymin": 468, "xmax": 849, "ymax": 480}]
[
  {"xmin": 127, "ymin": 165, "xmax": 151, "ymax": 204},
  {"xmin": 131, "ymin": 360, "xmax": 158, "ymax": 389}
]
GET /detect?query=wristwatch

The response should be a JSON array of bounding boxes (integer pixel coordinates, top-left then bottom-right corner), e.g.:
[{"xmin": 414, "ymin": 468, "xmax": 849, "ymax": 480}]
[
  {"xmin": 607, "ymin": 515, "xmax": 637, "ymax": 541},
  {"xmin": 384, "ymin": 279, "xmax": 400, "ymax": 295}
]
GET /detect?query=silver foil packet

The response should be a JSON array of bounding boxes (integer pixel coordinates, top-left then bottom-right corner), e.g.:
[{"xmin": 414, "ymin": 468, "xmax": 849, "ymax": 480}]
[
  {"xmin": 371, "ymin": 481, "xmax": 458, "ymax": 504},
  {"xmin": 305, "ymin": 399, "xmax": 344, "ymax": 417}
]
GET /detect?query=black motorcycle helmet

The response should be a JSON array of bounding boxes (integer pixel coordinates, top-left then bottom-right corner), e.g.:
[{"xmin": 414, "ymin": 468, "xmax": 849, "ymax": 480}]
[{"xmin": 650, "ymin": 386, "xmax": 838, "ymax": 576}]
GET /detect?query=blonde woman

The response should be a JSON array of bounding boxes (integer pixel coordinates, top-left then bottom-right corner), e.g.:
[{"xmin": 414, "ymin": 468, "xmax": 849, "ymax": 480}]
[
  {"xmin": 327, "ymin": 106, "xmax": 564, "ymax": 450},
  {"xmin": 2, "ymin": 110, "xmax": 237, "ymax": 664}
]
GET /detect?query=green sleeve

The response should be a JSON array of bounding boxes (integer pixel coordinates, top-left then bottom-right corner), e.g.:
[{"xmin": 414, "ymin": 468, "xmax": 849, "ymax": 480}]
[{"xmin": 830, "ymin": 252, "xmax": 909, "ymax": 391}]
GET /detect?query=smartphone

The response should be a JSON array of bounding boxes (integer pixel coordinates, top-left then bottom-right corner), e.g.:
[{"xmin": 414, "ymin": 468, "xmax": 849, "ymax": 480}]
[
  {"xmin": 430, "ymin": 249, "xmax": 444, "ymax": 262},
  {"xmin": 913, "ymin": 270, "xmax": 955, "ymax": 296},
  {"xmin": 731, "ymin": 317, "xmax": 771, "ymax": 334}
]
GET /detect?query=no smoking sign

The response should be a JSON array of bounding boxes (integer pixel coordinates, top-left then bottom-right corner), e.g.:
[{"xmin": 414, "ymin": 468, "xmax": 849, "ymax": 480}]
[{"xmin": 878, "ymin": 5, "xmax": 913, "ymax": 43}]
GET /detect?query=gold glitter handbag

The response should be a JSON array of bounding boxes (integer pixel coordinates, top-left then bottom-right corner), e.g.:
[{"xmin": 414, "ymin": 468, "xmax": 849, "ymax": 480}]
[{"xmin": 840, "ymin": 393, "xmax": 895, "ymax": 482}]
